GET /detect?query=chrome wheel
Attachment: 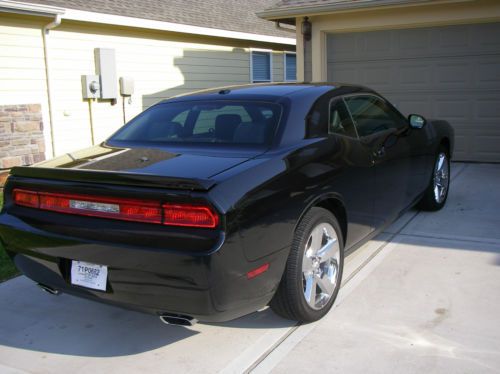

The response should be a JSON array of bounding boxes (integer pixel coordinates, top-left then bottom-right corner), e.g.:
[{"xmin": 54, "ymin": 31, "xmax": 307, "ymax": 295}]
[
  {"xmin": 302, "ymin": 223, "xmax": 341, "ymax": 310},
  {"xmin": 433, "ymin": 152, "xmax": 449, "ymax": 204}
]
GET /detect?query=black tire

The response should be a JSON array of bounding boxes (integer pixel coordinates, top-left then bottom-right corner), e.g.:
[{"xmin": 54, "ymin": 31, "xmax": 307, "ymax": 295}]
[
  {"xmin": 418, "ymin": 146, "xmax": 450, "ymax": 211},
  {"xmin": 270, "ymin": 207, "xmax": 344, "ymax": 322}
]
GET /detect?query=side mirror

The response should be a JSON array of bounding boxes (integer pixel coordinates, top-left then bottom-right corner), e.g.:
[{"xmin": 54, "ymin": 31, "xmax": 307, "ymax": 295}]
[{"xmin": 408, "ymin": 114, "xmax": 426, "ymax": 129}]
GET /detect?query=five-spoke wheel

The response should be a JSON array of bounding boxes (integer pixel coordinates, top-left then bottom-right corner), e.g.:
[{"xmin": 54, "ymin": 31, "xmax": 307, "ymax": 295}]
[{"xmin": 270, "ymin": 207, "xmax": 344, "ymax": 322}]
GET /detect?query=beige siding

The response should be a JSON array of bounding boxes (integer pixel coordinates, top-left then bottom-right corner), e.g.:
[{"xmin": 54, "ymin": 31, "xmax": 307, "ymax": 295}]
[
  {"xmin": 0, "ymin": 16, "xmax": 292, "ymax": 156},
  {"xmin": 272, "ymin": 52, "xmax": 284, "ymax": 82},
  {"xmin": 0, "ymin": 14, "xmax": 52, "ymax": 155}
]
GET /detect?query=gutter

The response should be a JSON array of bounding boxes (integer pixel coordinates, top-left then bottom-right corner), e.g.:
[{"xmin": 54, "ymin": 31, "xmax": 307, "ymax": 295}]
[
  {"xmin": 0, "ymin": 0, "xmax": 64, "ymax": 17},
  {"xmin": 257, "ymin": 0, "xmax": 471, "ymax": 19},
  {"xmin": 0, "ymin": 1, "xmax": 294, "ymax": 45}
]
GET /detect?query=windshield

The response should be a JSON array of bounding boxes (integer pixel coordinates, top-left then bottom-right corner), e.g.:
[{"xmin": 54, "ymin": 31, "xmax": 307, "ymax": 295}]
[{"xmin": 110, "ymin": 100, "xmax": 282, "ymax": 146}]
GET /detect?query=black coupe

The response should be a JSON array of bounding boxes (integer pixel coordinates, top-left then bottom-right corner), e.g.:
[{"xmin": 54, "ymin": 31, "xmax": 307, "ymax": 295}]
[{"xmin": 0, "ymin": 83, "xmax": 454, "ymax": 324}]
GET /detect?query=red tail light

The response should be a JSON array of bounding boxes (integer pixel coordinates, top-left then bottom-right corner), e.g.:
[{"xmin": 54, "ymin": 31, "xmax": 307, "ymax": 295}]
[
  {"xmin": 163, "ymin": 204, "xmax": 219, "ymax": 228},
  {"xmin": 12, "ymin": 188, "xmax": 219, "ymax": 228},
  {"xmin": 13, "ymin": 189, "xmax": 39, "ymax": 208}
]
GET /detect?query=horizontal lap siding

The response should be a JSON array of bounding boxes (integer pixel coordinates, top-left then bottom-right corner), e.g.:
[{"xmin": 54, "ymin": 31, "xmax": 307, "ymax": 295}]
[
  {"xmin": 48, "ymin": 24, "xmax": 259, "ymax": 154},
  {"xmin": 39, "ymin": 22, "xmax": 290, "ymax": 153},
  {"xmin": 0, "ymin": 15, "xmax": 52, "ymax": 155},
  {"xmin": 326, "ymin": 22, "xmax": 500, "ymax": 162},
  {"xmin": 1, "ymin": 16, "xmax": 291, "ymax": 156}
]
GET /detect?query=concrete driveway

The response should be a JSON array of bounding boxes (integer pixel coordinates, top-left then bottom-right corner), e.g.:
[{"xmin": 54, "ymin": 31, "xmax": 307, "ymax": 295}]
[{"xmin": 0, "ymin": 163, "xmax": 499, "ymax": 374}]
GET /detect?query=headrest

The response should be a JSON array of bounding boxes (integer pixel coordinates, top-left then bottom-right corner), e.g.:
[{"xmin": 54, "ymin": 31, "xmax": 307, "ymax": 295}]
[{"xmin": 215, "ymin": 114, "xmax": 242, "ymax": 141}]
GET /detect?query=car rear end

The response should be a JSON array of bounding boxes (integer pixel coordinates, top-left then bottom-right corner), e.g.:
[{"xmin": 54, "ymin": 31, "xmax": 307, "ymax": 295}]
[{"xmin": 0, "ymin": 169, "xmax": 281, "ymax": 323}]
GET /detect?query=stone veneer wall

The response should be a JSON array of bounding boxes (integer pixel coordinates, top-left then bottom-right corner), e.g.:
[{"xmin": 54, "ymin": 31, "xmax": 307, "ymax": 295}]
[{"xmin": 0, "ymin": 104, "xmax": 46, "ymax": 170}]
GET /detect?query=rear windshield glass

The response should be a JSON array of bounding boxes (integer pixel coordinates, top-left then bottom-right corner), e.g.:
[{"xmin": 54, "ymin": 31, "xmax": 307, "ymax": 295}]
[{"xmin": 110, "ymin": 101, "xmax": 282, "ymax": 145}]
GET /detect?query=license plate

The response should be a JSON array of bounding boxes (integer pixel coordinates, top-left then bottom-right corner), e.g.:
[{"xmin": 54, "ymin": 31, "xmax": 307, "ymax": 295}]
[{"xmin": 71, "ymin": 261, "xmax": 108, "ymax": 291}]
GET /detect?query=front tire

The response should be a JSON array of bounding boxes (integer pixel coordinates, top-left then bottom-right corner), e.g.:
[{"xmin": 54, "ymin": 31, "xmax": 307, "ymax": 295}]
[
  {"xmin": 270, "ymin": 207, "xmax": 344, "ymax": 322},
  {"xmin": 418, "ymin": 146, "xmax": 450, "ymax": 211}
]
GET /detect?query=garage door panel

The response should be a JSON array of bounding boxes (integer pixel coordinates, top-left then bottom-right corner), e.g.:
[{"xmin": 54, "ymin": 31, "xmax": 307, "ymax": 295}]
[
  {"xmin": 434, "ymin": 99, "xmax": 471, "ymax": 120},
  {"xmin": 328, "ymin": 23, "xmax": 500, "ymax": 63},
  {"xmin": 476, "ymin": 59, "xmax": 500, "ymax": 87},
  {"xmin": 397, "ymin": 28, "xmax": 431, "ymax": 55},
  {"xmin": 476, "ymin": 99, "xmax": 500, "ymax": 119},
  {"xmin": 327, "ymin": 22, "xmax": 500, "ymax": 162},
  {"xmin": 435, "ymin": 61, "xmax": 472, "ymax": 87},
  {"xmin": 398, "ymin": 63, "xmax": 432, "ymax": 87}
]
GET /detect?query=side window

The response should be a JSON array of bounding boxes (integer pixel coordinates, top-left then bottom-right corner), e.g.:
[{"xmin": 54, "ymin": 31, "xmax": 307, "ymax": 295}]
[
  {"xmin": 329, "ymin": 99, "xmax": 358, "ymax": 138},
  {"xmin": 344, "ymin": 95, "xmax": 404, "ymax": 137}
]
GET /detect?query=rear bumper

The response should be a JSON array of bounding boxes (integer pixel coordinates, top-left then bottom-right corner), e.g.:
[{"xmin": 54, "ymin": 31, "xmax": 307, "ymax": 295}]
[{"xmin": 0, "ymin": 213, "xmax": 289, "ymax": 323}]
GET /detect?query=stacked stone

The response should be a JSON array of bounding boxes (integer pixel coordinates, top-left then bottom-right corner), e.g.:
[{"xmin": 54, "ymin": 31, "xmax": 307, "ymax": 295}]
[{"xmin": 0, "ymin": 104, "xmax": 46, "ymax": 170}]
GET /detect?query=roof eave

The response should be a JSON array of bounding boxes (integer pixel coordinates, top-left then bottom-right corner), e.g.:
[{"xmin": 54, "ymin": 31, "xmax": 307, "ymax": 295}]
[
  {"xmin": 0, "ymin": 0, "xmax": 295, "ymax": 45},
  {"xmin": 0, "ymin": 0, "xmax": 64, "ymax": 16},
  {"xmin": 257, "ymin": 0, "xmax": 470, "ymax": 20}
]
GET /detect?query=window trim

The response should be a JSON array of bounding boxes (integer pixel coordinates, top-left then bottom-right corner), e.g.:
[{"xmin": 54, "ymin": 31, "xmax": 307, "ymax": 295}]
[
  {"xmin": 250, "ymin": 49, "xmax": 273, "ymax": 83},
  {"xmin": 341, "ymin": 93, "xmax": 408, "ymax": 138},
  {"xmin": 284, "ymin": 51, "xmax": 297, "ymax": 82}
]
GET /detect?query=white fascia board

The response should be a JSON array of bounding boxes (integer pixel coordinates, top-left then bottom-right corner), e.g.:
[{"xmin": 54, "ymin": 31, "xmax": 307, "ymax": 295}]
[{"xmin": 64, "ymin": 8, "xmax": 296, "ymax": 45}]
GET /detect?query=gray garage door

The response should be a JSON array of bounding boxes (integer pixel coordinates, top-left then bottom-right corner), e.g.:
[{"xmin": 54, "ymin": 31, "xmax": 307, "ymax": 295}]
[{"xmin": 326, "ymin": 23, "xmax": 500, "ymax": 162}]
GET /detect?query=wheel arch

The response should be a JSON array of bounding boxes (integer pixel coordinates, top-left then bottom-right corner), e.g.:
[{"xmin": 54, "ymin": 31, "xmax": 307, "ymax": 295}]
[
  {"xmin": 440, "ymin": 137, "xmax": 451, "ymax": 155},
  {"xmin": 295, "ymin": 193, "xmax": 348, "ymax": 245}
]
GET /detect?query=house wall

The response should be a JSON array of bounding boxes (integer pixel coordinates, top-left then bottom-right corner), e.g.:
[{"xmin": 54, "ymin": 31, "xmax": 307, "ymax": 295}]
[
  {"xmin": 0, "ymin": 14, "xmax": 52, "ymax": 157},
  {"xmin": 0, "ymin": 14, "xmax": 294, "ymax": 161}
]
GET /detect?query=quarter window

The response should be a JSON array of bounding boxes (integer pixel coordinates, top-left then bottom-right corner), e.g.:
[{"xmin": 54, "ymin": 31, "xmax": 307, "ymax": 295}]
[
  {"xmin": 251, "ymin": 51, "xmax": 272, "ymax": 83},
  {"xmin": 344, "ymin": 96, "xmax": 405, "ymax": 137},
  {"xmin": 329, "ymin": 99, "xmax": 357, "ymax": 138}
]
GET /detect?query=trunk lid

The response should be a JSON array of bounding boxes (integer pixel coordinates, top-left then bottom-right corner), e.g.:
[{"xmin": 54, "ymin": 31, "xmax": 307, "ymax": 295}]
[{"xmin": 10, "ymin": 144, "xmax": 259, "ymax": 191}]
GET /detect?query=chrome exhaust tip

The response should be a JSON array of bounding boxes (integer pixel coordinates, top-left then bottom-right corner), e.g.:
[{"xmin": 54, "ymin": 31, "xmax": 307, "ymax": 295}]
[
  {"xmin": 37, "ymin": 283, "xmax": 61, "ymax": 295},
  {"xmin": 159, "ymin": 314, "xmax": 197, "ymax": 326}
]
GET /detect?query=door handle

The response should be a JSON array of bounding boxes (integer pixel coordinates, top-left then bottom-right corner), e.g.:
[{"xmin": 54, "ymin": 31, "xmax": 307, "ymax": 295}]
[{"xmin": 373, "ymin": 146, "xmax": 386, "ymax": 158}]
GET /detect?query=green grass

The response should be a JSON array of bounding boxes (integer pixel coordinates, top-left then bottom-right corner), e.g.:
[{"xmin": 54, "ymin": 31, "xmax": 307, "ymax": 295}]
[{"xmin": 0, "ymin": 190, "xmax": 19, "ymax": 282}]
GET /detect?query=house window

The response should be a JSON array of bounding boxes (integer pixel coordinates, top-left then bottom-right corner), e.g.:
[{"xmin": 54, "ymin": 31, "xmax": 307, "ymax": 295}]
[
  {"xmin": 284, "ymin": 52, "xmax": 296, "ymax": 81},
  {"xmin": 251, "ymin": 51, "xmax": 272, "ymax": 83}
]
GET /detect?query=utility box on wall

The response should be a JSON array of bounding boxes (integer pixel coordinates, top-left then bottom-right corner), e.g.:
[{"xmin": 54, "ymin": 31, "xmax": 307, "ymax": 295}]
[
  {"xmin": 94, "ymin": 48, "xmax": 117, "ymax": 99},
  {"xmin": 81, "ymin": 75, "xmax": 100, "ymax": 99}
]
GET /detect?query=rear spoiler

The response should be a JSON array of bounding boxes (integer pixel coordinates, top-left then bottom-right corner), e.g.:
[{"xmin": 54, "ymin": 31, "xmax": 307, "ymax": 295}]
[{"xmin": 9, "ymin": 166, "xmax": 215, "ymax": 191}]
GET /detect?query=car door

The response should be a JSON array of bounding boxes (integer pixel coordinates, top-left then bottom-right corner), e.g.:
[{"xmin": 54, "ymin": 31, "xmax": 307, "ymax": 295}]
[
  {"xmin": 344, "ymin": 94, "xmax": 412, "ymax": 228},
  {"xmin": 312, "ymin": 96, "xmax": 376, "ymax": 248}
]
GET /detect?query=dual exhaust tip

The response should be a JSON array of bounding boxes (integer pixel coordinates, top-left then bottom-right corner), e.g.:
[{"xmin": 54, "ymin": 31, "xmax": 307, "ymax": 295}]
[
  {"xmin": 37, "ymin": 283, "xmax": 196, "ymax": 326},
  {"xmin": 37, "ymin": 283, "xmax": 61, "ymax": 295},
  {"xmin": 159, "ymin": 313, "xmax": 197, "ymax": 326}
]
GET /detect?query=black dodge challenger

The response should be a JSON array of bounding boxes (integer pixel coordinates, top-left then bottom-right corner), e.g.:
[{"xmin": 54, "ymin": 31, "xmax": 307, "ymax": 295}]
[{"xmin": 0, "ymin": 83, "xmax": 453, "ymax": 325}]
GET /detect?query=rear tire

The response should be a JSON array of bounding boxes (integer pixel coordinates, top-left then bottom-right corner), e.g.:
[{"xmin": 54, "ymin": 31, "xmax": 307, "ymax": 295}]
[
  {"xmin": 418, "ymin": 146, "xmax": 450, "ymax": 211},
  {"xmin": 270, "ymin": 207, "xmax": 344, "ymax": 322}
]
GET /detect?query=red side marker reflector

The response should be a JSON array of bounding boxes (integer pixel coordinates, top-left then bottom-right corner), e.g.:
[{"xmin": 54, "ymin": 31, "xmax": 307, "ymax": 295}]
[{"xmin": 247, "ymin": 263, "xmax": 270, "ymax": 279}]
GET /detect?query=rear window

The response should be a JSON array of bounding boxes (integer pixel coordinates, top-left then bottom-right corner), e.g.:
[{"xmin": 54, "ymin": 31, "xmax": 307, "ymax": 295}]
[{"xmin": 111, "ymin": 101, "xmax": 282, "ymax": 145}]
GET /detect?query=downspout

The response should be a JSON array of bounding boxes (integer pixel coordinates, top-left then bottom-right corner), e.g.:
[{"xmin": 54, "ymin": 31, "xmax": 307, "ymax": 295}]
[{"xmin": 42, "ymin": 14, "xmax": 61, "ymax": 157}]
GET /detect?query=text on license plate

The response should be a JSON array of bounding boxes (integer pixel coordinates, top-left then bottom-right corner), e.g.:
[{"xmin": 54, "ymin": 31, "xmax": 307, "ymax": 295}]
[{"xmin": 71, "ymin": 260, "xmax": 108, "ymax": 291}]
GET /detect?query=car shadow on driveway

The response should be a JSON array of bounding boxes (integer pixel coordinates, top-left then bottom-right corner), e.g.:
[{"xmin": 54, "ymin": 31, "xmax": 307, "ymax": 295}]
[
  {"xmin": 0, "ymin": 277, "xmax": 200, "ymax": 357},
  {"xmin": 0, "ymin": 276, "xmax": 294, "ymax": 358}
]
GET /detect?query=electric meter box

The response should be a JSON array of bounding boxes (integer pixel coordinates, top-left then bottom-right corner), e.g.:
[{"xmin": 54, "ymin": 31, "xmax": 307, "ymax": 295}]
[{"xmin": 81, "ymin": 75, "xmax": 100, "ymax": 99}]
